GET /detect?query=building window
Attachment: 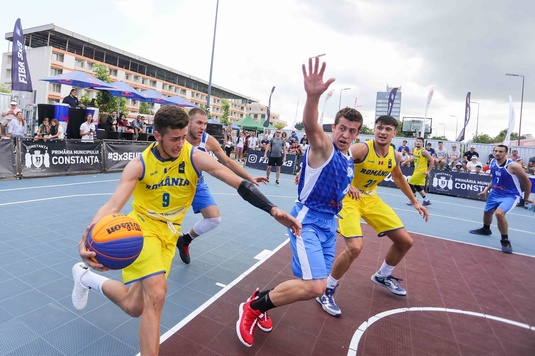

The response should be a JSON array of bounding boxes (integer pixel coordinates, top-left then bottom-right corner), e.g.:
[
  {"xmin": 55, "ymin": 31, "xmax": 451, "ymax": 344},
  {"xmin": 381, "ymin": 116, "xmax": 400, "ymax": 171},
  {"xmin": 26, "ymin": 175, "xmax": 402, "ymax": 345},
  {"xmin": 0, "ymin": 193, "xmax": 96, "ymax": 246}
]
[
  {"xmin": 74, "ymin": 58, "xmax": 85, "ymax": 68},
  {"xmin": 50, "ymin": 68, "xmax": 63, "ymax": 76},
  {"xmin": 49, "ymin": 83, "xmax": 61, "ymax": 93},
  {"xmin": 52, "ymin": 52, "xmax": 64, "ymax": 62},
  {"xmin": 109, "ymin": 69, "xmax": 118, "ymax": 77}
]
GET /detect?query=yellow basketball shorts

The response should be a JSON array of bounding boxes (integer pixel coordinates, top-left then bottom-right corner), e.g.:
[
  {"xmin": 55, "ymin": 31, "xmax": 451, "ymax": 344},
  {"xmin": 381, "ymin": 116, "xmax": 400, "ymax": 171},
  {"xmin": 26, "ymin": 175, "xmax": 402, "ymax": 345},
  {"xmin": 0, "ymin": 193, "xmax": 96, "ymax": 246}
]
[
  {"xmin": 408, "ymin": 171, "xmax": 426, "ymax": 186},
  {"xmin": 122, "ymin": 212, "xmax": 179, "ymax": 285},
  {"xmin": 338, "ymin": 195, "xmax": 404, "ymax": 238}
]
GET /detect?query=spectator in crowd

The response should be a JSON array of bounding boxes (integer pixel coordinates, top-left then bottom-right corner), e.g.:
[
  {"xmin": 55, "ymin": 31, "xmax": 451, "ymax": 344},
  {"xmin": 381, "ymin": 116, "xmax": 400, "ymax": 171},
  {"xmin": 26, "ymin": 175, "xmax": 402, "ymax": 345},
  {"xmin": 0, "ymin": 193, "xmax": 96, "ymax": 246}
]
[
  {"xmin": 260, "ymin": 134, "xmax": 270, "ymax": 151},
  {"xmin": 1, "ymin": 100, "xmax": 22, "ymax": 135},
  {"xmin": 264, "ymin": 129, "xmax": 286, "ymax": 186},
  {"xmin": 397, "ymin": 139, "xmax": 410, "ymax": 153},
  {"xmin": 507, "ymin": 149, "xmax": 523, "ymax": 167},
  {"xmin": 34, "ymin": 117, "xmax": 50, "ymax": 141},
  {"xmin": 224, "ymin": 133, "xmax": 234, "ymax": 157},
  {"xmin": 425, "ymin": 142, "xmax": 436, "ymax": 162},
  {"xmin": 7, "ymin": 111, "xmax": 26, "ymax": 138},
  {"xmin": 48, "ymin": 119, "xmax": 65, "ymax": 140},
  {"xmin": 62, "ymin": 88, "xmax": 84, "ymax": 109},
  {"xmin": 247, "ymin": 132, "xmax": 258, "ymax": 151},
  {"xmin": 300, "ymin": 133, "xmax": 308, "ymax": 146},
  {"xmin": 467, "ymin": 155, "xmax": 483, "ymax": 173},
  {"xmin": 470, "ymin": 164, "xmax": 485, "ymax": 175},
  {"xmin": 448, "ymin": 144, "xmax": 461, "ymax": 169},
  {"xmin": 131, "ymin": 115, "xmax": 146, "ymax": 139},
  {"xmin": 281, "ymin": 131, "xmax": 290, "ymax": 150},
  {"xmin": 116, "ymin": 113, "xmax": 129, "ymax": 132},
  {"xmin": 79, "ymin": 113, "xmax": 96, "ymax": 142},
  {"xmin": 463, "ymin": 145, "xmax": 479, "ymax": 171},
  {"xmin": 106, "ymin": 111, "xmax": 118, "ymax": 132},
  {"xmin": 451, "ymin": 161, "xmax": 465, "ymax": 173},
  {"xmin": 435, "ymin": 141, "xmax": 447, "ymax": 170},
  {"xmin": 265, "ymin": 129, "xmax": 273, "ymax": 140},
  {"xmin": 235, "ymin": 131, "xmax": 246, "ymax": 162},
  {"xmin": 483, "ymin": 161, "xmax": 491, "ymax": 173},
  {"xmin": 289, "ymin": 130, "xmax": 299, "ymax": 142},
  {"xmin": 399, "ymin": 147, "xmax": 412, "ymax": 167},
  {"xmin": 288, "ymin": 139, "xmax": 303, "ymax": 156},
  {"xmin": 527, "ymin": 157, "xmax": 535, "ymax": 175}
]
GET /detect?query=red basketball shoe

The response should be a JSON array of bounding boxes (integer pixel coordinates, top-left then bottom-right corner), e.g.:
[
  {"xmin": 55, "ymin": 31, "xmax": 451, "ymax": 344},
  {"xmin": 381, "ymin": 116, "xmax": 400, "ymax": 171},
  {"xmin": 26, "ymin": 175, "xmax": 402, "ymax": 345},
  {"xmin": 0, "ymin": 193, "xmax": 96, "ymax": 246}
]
[
  {"xmin": 236, "ymin": 299, "xmax": 261, "ymax": 347},
  {"xmin": 247, "ymin": 289, "xmax": 273, "ymax": 332}
]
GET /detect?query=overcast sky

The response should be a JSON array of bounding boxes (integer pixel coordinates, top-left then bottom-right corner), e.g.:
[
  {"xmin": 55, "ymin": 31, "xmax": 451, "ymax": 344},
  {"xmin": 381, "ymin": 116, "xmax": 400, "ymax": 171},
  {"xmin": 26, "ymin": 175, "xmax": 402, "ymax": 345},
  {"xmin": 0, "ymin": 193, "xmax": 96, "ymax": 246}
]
[{"xmin": 2, "ymin": 0, "xmax": 533, "ymax": 141}]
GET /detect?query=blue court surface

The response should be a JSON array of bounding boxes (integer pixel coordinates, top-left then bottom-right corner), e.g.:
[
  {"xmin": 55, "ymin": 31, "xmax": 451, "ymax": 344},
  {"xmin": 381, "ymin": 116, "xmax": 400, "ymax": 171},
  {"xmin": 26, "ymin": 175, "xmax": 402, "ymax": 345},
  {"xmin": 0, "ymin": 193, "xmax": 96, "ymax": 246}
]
[{"xmin": 0, "ymin": 168, "xmax": 534, "ymax": 355}]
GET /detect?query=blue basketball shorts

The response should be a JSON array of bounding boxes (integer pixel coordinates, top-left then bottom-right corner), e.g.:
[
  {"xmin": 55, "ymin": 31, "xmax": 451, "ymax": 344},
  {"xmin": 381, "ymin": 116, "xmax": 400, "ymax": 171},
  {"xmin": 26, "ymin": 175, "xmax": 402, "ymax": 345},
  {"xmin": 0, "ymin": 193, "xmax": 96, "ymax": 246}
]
[
  {"xmin": 191, "ymin": 178, "xmax": 217, "ymax": 214},
  {"xmin": 288, "ymin": 203, "xmax": 337, "ymax": 280},
  {"xmin": 484, "ymin": 194, "xmax": 520, "ymax": 214}
]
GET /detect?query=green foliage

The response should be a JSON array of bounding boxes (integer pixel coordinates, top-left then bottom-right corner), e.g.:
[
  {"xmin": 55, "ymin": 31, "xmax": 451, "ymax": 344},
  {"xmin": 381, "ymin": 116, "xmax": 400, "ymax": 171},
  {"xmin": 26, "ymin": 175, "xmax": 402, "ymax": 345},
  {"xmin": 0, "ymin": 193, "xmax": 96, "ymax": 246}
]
[
  {"xmin": 295, "ymin": 121, "xmax": 303, "ymax": 130},
  {"xmin": 107, "ymin": 97, "xmax": 128, "ymax": 115},
  {"xmin": 139, "ymin": 102, "xmax": 151, "ymax": 115},
  {"xmin": 0, "ymin": 84, "xmax": 11, "ymax": 93},
  {"xmin": 359, "ymin": 124, "xmax": 373, "ymax": 135},
  {"xmin": 220, "ymin": 99, "xmax": 231, "ymax": 125},
  {"xmin": 79, "ymin": 94, "xmax": 91, "ymax": 107},
  {"xmin": 430, "ymin": 136, "xmax": 448, "ymax": 140},
  {"xmin": 470, "ymin": 129, "xmax": 526, "ymax": 143},
  {"xmin": 92, "ymin": 64, "xmax": 113, "ymax": 113},
  {"xmin": 274, "ymin": 123, "xmax": 285, "ymax": 130}
]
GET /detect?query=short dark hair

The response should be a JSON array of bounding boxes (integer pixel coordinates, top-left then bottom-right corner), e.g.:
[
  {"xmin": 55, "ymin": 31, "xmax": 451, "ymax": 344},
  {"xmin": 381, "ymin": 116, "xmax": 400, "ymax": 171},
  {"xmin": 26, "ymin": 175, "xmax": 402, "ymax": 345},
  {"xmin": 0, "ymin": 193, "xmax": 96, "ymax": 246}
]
[
  {"xmin": 154, "ymin": 105, "xmax": 189, "ymax": 135},
  {"xmin": 334, "ymin": 107, "xmax": 363, "ymax": 128},
  {"xmin": 375, "ymin": 115, "xmax": 398, "ymax": 128}
]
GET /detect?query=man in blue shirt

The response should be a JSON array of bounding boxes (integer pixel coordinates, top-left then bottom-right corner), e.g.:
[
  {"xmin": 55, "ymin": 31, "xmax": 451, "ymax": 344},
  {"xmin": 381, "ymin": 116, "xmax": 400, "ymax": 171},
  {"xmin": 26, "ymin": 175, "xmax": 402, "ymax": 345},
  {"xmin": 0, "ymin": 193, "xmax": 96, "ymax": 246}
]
[{"xmin": 397, "ymin": 139, "xmax": 410, "ymax": 153}]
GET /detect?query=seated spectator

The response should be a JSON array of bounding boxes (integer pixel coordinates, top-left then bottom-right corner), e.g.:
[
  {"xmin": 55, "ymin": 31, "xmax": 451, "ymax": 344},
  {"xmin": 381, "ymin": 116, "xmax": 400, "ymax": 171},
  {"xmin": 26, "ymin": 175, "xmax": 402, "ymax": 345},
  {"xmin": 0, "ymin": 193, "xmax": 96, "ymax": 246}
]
[
  {"xmin": 483, "ymin": 161, "xmax": 491, "ymax": 173},
  {"xmin": 463, "ymin": 145, "xmax": 479, "ymax": 171},
  {"xmin": 435, "ymin": 141, "xmax": 447, "ymax": 170},
  {"xmin": 451, "ymin": 161, "xmax": 465, "ymax": 173},
  {"xmin": 48, "ymin": 119, "xmax": 65, "ymax": 140},
  {"xmin": 7, "ymin": 111, "xmax": 26, "ymax": 139},
  {"xmin": 290, "ymin": 131, "xmax": 299, "ymax": 142},
  {"xmin": 448, "ymin": 144, "xmax": 461, "ymax": 169},
  {"xmin": 116, "ymin": 113, "xmax": 130, "ymax": 132},
  {"xmin": 288, "ymin": 140, "xmax": 303, "ymax": 156},
  {"xmin": 399, "ymin": 148, "xmax": 412, "ymax": 167},
  {"xmin": 507, "ymin": 149, "xmax": 523, "ymax": 167},
  {"xmin": 131, "ymin": 115, "xmax": 145, "ymax": 139},
  {"xmin": 107, "ymin": 111, "xmax": 118, "ymax": 132},
  {"xmin": 470, "ymin": 164, "xmax": 487, "ymax": 175},
  {"xmin": 34, "ymin": 117, "xmax": 50, "ymax": 141},
  {"xmin": 397, "ymin": 139, "xmax": 410, "ymax": 153},
  {"xmin": 300, "ymin": 134, "xmax": 308, "ymax": 146},
  {"xmin": 466, "ymin": 155, "xmax": 483, "ymax": 173}
]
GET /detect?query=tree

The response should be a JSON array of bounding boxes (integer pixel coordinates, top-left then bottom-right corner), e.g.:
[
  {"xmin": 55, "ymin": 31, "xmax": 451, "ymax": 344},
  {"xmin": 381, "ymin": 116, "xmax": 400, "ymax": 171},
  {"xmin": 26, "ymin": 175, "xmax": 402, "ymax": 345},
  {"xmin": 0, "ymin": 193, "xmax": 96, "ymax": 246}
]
[
  {"xmin": 359, "ymin": 124, "xmax": 373, "ymax": 135},
  {"xmin": 220, "ymin": 99, "xmax": 231, "ymax": 125},
  {"xmin": 139, "ymin": 102, "xmax": 151, "ymax": 115},
  {"xmin": 92, "ymin": 64, "xmax": 113, "ymax": 113},
  {"xmin": 0, "ymin": 84, "xmax": 11, "ymax": 93},
  {"xmin": 274, "ymin": 123, "xmax": 285, "ymax": 130},
  {"xmin": 295, "ymin": 121, "xmax": 303, "ymax": 130}
]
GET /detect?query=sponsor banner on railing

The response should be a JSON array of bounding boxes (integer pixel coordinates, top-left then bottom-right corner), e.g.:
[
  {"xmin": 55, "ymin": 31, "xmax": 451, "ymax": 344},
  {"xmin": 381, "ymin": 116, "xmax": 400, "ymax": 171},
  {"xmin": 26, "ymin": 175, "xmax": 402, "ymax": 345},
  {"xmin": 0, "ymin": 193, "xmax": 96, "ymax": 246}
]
[
  {"xmin": 428, "ymin": 170, "xmax": 490, "ymax": 200},
  {"xmin": 104, "ymin": 141, "xmax": 151, "ymax": 172},
  {"xmin": 0, "ymin": 139, "xmax": 17, "ymax": 179},
  {"xmin": 245, "ymin": 150, "xmax": 298, "ymax": 174},
  {"xmin": 20, "ymin": 140, "xmax": 103, "ymax": 177}
]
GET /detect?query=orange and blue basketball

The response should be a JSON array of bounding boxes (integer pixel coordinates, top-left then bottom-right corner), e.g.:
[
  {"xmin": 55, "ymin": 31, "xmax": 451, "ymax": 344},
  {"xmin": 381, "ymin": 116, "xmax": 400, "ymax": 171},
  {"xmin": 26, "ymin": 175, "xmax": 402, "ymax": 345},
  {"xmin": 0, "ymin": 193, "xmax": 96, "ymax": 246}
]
[{"xmin": 86, "ymin": 213, "xmax": 143, "ymax": 270}]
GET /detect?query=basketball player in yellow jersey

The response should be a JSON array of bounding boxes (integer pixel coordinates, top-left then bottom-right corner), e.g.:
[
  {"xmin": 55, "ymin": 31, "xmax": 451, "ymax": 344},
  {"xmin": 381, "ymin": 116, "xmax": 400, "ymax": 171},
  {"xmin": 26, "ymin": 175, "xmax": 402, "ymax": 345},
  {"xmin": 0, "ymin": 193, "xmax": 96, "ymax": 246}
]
[
  {"xmin": 407, "ymin": 137, "xmax": 434, "ymax": 206},
  {"xmin": 71, "ymin": 105, "xmax": 301, "ymax": 356},
  {"xmin": 317, "ymin": 115, "xmax": 429, "ymax": 317}
]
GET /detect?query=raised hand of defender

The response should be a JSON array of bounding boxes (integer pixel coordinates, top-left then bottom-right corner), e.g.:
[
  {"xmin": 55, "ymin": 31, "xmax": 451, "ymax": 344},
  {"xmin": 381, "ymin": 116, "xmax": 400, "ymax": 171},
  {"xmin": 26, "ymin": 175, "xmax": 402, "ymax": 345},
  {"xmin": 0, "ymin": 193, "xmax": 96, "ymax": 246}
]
[
  {"xmin": 252, "ymin": 176, "xmax": 269, "ymax": 185},
  {"xmin": 302, "ymin": 57, "xmax": 335, "ymax": 98},
  {"xmin": 270, "ymin": 207, "xmax": 302, "ymax": 236}
]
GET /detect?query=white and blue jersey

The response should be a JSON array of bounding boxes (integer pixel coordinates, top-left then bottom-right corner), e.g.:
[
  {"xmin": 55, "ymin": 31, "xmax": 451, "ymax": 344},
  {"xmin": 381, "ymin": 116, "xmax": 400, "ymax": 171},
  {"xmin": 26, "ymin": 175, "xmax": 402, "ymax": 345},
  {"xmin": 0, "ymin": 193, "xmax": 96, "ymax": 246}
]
[
  {"xmin": 191, "ymin": 132, "xmax": 217, "ymax": 213},
  {"xmin": 289, "ymin": 142, "xmax": 353, "ymax": 280},
  {"xmin": 484, "ymin": 158, "xmax": 522, "ymax": 213}
]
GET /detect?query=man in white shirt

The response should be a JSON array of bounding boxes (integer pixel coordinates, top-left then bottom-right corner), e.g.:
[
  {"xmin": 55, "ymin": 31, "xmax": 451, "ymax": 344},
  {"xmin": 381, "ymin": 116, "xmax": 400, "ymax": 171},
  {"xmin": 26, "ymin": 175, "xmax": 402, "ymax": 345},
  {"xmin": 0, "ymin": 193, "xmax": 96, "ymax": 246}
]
[
  {"xmin": 247, "ymin": 133, "xmax": 258, "ymax": 151},
  {"xmin": 1, "ymin": 100, "xmax": 22, "ymax": 135},
  {"xmin": 80, "ymin": 113, "xmax": 96, "ymax": 142},
  {"xmin": 466, "ymin": 155, "xmax": 483, "ymax": 173},
  {"xmin": 435, "ymin": 141, "xmax": 448, "ymax": 170},
  {"xmin": 448, "ymin": 144, "xmax": 461, "ymax": 169}
]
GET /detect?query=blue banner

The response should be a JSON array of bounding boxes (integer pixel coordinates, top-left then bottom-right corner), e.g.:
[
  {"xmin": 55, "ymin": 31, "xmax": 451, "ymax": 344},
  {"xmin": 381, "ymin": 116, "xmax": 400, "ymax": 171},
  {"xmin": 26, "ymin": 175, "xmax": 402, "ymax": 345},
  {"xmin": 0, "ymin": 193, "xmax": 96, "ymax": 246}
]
[
  {"xmin": 11, "ymin": 18, "xmax": 33, "ymax": 92},
  {"xmin": 387, "ymin": 88, "xmax": 398, "ymax": 116}
]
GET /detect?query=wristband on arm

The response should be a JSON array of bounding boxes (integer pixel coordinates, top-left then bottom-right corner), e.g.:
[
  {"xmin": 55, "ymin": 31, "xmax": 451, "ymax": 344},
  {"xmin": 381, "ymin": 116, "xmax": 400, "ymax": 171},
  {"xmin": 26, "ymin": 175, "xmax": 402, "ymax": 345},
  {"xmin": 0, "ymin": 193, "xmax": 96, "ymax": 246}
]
[{"xmin": 238, "ymin": 180, "xmax": 276, "ymax": 214}]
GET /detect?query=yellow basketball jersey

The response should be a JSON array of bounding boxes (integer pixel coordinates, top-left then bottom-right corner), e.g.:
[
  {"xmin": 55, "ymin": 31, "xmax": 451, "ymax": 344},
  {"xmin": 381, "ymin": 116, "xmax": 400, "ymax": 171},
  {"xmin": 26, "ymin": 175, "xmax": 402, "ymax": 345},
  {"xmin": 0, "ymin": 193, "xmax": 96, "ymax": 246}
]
[
  {"xmin": 412, "ymin": 147, "xmax": 428, "ymax": 175},
  {"xmin": 352, "ymin": 140, "xmax": 397, "ymax": 195},
  {"xmin": 131, "ymin": 142, "xmax": 199, "ymax": 225}
]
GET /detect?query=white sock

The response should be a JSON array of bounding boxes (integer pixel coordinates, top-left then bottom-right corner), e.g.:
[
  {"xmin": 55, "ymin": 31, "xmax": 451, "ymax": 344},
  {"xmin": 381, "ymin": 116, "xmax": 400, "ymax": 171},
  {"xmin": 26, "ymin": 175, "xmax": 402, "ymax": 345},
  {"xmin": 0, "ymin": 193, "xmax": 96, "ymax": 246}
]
[
  {"xmin": 81, "ymin": 270, "xmax": 109, "ymax": 294},
  {"xmin": 378, "ymin": 261, "xmax": 395, "ymax": 276},
  {"xmin": 326, "ymin": 275, "xmax": 339, "ymax": 289},
  {"xmin": 423, "ymin": 196, "xmax": 429, "ymax": 202}
]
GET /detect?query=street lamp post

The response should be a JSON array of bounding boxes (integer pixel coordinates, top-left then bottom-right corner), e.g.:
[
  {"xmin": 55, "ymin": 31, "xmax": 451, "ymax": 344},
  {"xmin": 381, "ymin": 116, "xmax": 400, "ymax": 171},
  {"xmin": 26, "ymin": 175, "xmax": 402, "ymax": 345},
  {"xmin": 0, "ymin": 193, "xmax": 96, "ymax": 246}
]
[
  {"xmin": 438, "ymin": 123, "xmax": 445, "ymax": 138},
  {"xmin": 506, "ymin": 73, "xmax": 525, "ymax": 146},
  {"xmin": 470, "ymin": 101, "xmax": 479, "ymax": 140},
  {"xmin": 206, "ymin": 0, "xmax": 220, "ymax": 117},
  {"xmin": 338, "ymin": 88, "xmax": 350, "ymax": 110},
  {"xmin": 449, "ymin": 115, "xmax": 458, "ymax": 140}
]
